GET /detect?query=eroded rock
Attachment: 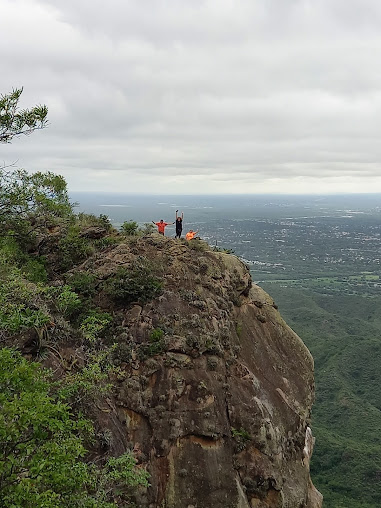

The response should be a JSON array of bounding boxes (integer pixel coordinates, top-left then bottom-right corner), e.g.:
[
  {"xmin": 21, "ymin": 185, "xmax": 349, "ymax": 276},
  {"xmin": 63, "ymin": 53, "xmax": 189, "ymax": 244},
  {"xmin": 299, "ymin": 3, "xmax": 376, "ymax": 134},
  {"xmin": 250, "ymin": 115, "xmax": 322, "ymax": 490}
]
[{"xmin": 72, "ymin": 236, "xmax": 322, "ymax": 508}]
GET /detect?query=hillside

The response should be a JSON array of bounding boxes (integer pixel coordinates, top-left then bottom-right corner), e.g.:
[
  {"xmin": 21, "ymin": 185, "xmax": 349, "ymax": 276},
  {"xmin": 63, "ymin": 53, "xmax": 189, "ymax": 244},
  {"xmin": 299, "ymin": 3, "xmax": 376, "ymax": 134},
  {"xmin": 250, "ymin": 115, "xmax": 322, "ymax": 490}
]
[
  {"xmin": 260, "ymin": 284, "xmax": 381, "ymax": 508},
  {"xmin": 0, "ymin": 214, "xmax": 322, "ymax": 507}
]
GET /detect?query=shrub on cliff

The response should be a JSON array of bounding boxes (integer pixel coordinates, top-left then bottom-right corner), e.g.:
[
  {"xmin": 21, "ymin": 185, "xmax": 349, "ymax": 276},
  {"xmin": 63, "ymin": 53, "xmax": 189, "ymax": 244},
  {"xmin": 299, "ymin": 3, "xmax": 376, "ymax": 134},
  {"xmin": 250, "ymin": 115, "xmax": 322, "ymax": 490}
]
[
  {"xmin": 120, "ymin": 220, "xmax": 139, "ymax": 236},
  {"xmin": 0, "ymin": 348, "xmax": 149, "ymax": 507},
  {"xmin": 105, "ymin": 264, "xmax": 162, "ymax": 305}
]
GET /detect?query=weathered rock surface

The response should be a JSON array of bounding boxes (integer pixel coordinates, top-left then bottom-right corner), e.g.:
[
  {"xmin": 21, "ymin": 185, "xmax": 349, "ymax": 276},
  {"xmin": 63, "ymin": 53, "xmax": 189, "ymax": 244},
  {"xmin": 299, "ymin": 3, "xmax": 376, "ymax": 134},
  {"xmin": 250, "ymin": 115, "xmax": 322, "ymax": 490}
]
[{"xmin": 73, "ymin": 235, "xmax": 323, "ymax": 508}]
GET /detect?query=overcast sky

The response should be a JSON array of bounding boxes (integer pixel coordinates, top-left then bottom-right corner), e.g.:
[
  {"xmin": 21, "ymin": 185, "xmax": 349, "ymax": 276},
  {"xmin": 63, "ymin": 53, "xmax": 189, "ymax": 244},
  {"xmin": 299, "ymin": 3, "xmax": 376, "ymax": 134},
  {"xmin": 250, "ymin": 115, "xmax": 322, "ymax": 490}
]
[{"xmin": 2, "ymin": 0, "xmax": 381, "ymax": 194}]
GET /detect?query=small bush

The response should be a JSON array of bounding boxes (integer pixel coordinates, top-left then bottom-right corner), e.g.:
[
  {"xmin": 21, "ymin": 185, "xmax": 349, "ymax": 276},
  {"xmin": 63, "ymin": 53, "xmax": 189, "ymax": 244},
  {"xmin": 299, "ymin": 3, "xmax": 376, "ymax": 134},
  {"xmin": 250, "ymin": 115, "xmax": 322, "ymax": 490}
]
[
  {"xmin": 0, "ymin": 236, "xmax": 47, "ymax": 283},
  {"xmin": 111, "ymin": 342, "xmax": 133, "ymax": 365},
  {"xmin": 67, "ymin": 271, "xmax": 97, "ymax": 298},
  {"xmin": 140, "ymin": 222, "xmax": 156, "ymax": 234},
  {"xmin": 138, "ymin": 328, "xmax": 165, "ymax": 358},
  {"xmin": 0, "ymin": 305, "xmax": 51, "ymax": 332},
  {"xmin": 58, "ymin": 226, "xmax": 94, "ymax": 271},
  {"xmin": 105, "ymin": 264, "xmax": 162, "ymax": 305},
  {"xmin": 80, "ymin": 311, "xmax": 112, "ymax": 343},
  {"xmin": 232, "ymin": 427, "xmax": 251, "ymax": 441},
  {"xmin": 150, "ymin": 328, "xmax": 164, "ymax": 342},
  {"xmin": 58, "ymin": 349, "xmax": 115, "ymax": 403},
  {"xmin": 22, "ymin": 257, "xmax": 48, "ymax": 283},
  {"xmin": 213, "ymin": 246, "xmax": 235, "ymax": 254},
  {"xmin": 77, "ymin": 212, "xmax": 112, "ymax": 231},
  {"xmin": 93, "ymin": 236, "xmax": 118, "ymax": 250},
  {"xmin": 56, "ymin": 285, "xmax": 81, "ymax": 317},
  {"xmin": 188, "ymin": 239, "xmax": 208, "ymax": 252},
  {"xmin": 120, "ymin": 221, "xmax": 139, "ymax": 236},
  {"xmin": 0, "ymin": 271, "xmax": 51, "ymax": 332},
  {"xmin": 207, "ymin": 357, "xmax": 218, "ymax": 370}
]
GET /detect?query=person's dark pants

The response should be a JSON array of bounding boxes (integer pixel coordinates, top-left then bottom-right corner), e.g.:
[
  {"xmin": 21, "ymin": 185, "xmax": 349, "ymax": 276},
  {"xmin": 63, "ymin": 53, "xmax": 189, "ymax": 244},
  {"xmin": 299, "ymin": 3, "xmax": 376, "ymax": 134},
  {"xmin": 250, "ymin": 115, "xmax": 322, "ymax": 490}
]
[
  {"xmin": 159, "ymin": 231, "xmax": 164, "ymax": 235},
  {"xmin": 176, "ymin": 228, "xmax": 182, "ymax": 238}
]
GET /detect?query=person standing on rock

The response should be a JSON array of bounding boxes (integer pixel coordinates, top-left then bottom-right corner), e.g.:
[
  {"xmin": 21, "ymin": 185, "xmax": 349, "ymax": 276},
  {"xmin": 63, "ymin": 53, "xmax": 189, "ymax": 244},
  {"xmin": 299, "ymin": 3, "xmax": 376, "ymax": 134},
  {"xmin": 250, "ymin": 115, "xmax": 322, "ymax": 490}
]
[
  {"xmin": 175, "ymin": 210, "xmax": 184, "ymax": 238},
  {"xmin": 152, "ymin": 219, "xmax": 174, "ymax": 236}
]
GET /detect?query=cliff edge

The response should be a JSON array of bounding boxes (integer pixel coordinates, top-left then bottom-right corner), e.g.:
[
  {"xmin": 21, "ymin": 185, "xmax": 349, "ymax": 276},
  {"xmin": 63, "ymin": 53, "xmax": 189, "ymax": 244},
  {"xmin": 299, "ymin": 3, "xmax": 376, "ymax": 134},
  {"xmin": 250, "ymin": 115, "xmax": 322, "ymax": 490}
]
[{"xmin": 62, "ymin": 234, "xmax": 322, "ymax": 508}]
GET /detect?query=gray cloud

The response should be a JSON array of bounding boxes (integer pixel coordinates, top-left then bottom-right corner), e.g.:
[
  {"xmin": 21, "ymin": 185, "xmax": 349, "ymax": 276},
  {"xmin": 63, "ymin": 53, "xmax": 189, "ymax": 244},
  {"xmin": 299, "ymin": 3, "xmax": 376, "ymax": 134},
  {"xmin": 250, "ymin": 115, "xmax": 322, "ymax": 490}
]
[{"xmin": 1, "ymin": 0, "xmax": 381, "ymax": 194}]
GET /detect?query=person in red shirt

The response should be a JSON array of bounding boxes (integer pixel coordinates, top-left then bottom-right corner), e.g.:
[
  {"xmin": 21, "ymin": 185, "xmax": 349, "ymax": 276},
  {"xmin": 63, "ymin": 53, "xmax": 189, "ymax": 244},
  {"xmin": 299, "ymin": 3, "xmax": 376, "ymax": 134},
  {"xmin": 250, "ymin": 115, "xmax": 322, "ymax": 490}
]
[{"xmin": 152, "ymin": 219, "xmax": 174, "ymax": 235}]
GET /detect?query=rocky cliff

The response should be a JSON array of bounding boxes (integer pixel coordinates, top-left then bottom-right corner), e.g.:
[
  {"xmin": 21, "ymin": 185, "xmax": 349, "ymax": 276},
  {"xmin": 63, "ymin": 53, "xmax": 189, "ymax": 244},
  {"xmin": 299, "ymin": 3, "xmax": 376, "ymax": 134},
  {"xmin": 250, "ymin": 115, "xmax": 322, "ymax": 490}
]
[{"xmin": 57, "ymin": 234, "xmax": 322, "ymax": 508}]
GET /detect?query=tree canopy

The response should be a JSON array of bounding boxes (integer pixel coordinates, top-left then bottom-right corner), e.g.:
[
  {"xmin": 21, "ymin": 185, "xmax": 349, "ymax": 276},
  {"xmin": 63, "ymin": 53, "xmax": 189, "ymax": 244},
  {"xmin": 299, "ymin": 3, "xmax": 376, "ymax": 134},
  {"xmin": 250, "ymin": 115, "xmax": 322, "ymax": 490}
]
[
  {"xmin": 0, "ymin": 167, "xmax": 73, "ymax": 243},
  {"xmin": 0, "ymin": 88, "xmax": 48, "ymax": 143},
  {"xmin": 0, "ymin": 348, "xmax": 149, "ymax": 507}
]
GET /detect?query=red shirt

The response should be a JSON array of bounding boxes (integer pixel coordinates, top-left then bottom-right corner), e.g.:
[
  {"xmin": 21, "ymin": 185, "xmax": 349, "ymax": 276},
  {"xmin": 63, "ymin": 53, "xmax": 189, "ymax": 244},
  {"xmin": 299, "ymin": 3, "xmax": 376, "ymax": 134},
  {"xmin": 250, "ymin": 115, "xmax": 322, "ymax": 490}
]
[{"xmin": 155, "ymin": 222, "xmax": 169, "ymax": 234}]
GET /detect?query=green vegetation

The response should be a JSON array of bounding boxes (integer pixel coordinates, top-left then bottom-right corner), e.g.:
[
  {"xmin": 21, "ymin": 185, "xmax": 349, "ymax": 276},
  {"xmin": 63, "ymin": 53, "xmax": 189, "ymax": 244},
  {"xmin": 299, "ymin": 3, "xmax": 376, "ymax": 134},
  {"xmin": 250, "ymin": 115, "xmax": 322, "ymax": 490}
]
[
  {"xmin": 231, "ymin": 427, "xmax": 251, "ymax": 441},
  {"xmin": 0, "ymin": 88, "xmax": 48, "ymax": 143},
  {"xmin": 0, "ymin": 167, "xmax": 72, "ymax": 245},
  {"xmin": 80, "ymin": 311, "xmax": 113, "ymax": 344},
  {"xmin": 0, "ymin": 92, "xmax": 153, "ymax": 506},
  {"xmin": 120, "ymin": 220, "xmax": 139, "ymax": 236},
  {"xmin": 0, "ymin": 265, "xmax": 51, "ymax": 332},
  {"xmin": 261, "ymin": 283, "xmax": 381, "ymax": 508},
  {"xmin": 105, "ymin": 264, "xmax": 162, "ymax": 305},
  {"xmin": 0, "ymin": 348, "xmax": 148, "ymax": 508}
]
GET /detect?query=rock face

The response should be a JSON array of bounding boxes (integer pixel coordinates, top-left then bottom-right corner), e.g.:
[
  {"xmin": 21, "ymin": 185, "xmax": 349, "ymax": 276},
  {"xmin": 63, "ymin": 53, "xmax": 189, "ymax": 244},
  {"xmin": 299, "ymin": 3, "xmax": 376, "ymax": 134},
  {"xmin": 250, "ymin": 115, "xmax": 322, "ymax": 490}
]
[{"xmin": 76, "ymin": 235, "xmax": 322, "ymax": 508}]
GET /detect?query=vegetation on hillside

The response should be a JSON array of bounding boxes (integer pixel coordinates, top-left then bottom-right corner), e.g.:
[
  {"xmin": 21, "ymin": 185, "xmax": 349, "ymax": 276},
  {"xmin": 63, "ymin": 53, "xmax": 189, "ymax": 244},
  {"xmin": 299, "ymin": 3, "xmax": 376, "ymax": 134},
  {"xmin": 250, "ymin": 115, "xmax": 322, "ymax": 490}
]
[
  {"xmin": 261, "ymin": 283, "xmax": 381, "ymax": 508},
  {"xmin": 0, "ymin": 172, "xmax": 151, "ymax": 505},
  {"xmin": 0, "ymin": 90, "xmax": 151, "ymax": 506},
  {"xmin": 0, "ymin": 348, "xmax": 149, "ymax": 508}
]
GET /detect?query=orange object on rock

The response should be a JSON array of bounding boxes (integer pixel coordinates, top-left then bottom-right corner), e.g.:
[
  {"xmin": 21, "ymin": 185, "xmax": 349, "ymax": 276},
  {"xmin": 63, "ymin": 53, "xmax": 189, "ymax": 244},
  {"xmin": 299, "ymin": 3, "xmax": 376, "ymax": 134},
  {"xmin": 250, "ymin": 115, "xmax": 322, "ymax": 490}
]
[{"xmin": 185, "ymin": 230, "xmax": 197, "ymax": 241}]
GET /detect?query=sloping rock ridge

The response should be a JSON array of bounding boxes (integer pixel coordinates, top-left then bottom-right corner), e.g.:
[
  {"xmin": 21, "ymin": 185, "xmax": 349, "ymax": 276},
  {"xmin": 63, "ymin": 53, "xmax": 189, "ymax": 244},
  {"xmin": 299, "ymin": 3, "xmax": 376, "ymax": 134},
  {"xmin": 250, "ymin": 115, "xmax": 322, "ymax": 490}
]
[{"xmin": 70, "ymin": 235, "xmax": 323, "ymax": 508}]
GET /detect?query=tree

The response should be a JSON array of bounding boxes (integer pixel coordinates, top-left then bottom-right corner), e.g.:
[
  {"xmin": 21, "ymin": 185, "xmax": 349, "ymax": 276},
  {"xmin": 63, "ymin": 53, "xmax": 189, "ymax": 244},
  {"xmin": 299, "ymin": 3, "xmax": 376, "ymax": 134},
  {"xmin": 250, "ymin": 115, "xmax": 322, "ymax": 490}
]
[
  {"xmin": 0, "ymin": 88, "xmax": 48, "ymax": 143},
  {"xmin": 0, "ymin": 167, "xmax": 73, "ymax": 242},
  {"xmin": 0, "ymin": 89, "xmax": 70, "ymax": 243},
  {"xmin": 0, "ymin": 348, "xmax": 149, "ymax": 507},
  {"xmin": 0, "ymin": 347, "xmax": 92, "ymax": 507}
]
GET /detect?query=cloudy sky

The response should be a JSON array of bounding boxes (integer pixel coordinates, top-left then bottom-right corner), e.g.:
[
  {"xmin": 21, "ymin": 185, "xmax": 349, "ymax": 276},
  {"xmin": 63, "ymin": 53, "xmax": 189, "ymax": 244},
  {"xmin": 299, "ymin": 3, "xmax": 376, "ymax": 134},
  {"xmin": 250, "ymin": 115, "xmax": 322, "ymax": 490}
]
[{"xmin": 2, "ymin": 0, "xmax": 381, "ymax": 194}]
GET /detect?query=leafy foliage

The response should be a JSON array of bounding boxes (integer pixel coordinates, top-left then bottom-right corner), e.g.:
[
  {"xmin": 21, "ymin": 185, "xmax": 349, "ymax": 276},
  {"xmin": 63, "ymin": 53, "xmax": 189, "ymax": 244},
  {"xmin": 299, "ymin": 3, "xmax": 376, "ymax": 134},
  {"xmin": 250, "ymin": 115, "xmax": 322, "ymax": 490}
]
[
  {"xmin": 105, "ymin": 263, "xmax": 162, "ymax": 305},
  {"xmin": 55, "ymin": 285, "xmax": 82, "ymax": 317},
  {"xmin": 0, "ymin": 266, "xmax": 51, "ymax": 332},
  {"xmin": 120, "ymin": 221, "xmax": 139, "ymax": 236},
  {"xmin": 0, "ymin": 89, "xmax": 151, "ymax": 505},
  {"xmin": 0, "ymin": 167, "xmax": 73, "ymax": 244},
  {"xmin": 56, "ymin": 225, "xmax": 94, "ymax": 271},
  {"xmin": 139, "ymin": 328, "xmax": 165, "ymax": 358},
  {"xmin": 80, "ymin": 311, "xmax": 113, "ymax": 344},
  {"xmin": 77, "ymin": 212, "xmax": 113, "ymax": 232},
  {"xmin": 66, "ymin": 271, "xmax": 98, "ymax": 298},
  {"xmin": 57, "ymin": 349, "xmax": 115, "ymax": 404},
  {"xmin": 0, "ymin": 348, "xmax": 149, "ymax": 507},
  {"xmin": 0, "ymin": 88, "xmax": 48, "ymax": 143},
  {"xmin": 140, "ymin": 222, "xmax": 156, "ymax": 234},
  {"xmin": 0, "ymin": 348, "xmax": 91, "ymax": 507},
  {"xmin": 90, "ymin": 452, "xmax": 149, "ymax": 505}
]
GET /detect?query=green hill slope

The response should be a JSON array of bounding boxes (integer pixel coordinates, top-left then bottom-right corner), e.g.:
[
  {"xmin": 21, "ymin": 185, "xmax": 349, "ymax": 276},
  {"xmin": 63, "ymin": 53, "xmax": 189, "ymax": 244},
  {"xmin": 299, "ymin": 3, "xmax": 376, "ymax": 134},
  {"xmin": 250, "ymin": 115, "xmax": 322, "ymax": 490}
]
[{"xmin": 260, "ymin": 284, "xmax": 381, "ymax": 508}]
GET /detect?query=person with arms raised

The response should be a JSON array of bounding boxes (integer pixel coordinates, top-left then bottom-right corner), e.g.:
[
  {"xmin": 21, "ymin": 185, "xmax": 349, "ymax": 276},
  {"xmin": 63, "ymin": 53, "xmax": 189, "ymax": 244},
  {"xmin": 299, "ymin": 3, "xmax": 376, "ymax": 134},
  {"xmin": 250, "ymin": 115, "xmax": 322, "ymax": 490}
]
[
  {"xmin": 175, "ymin": 210, "xmax": 184, "ymax": 238},
  {"xmin": 152, "ymin": 218, "xmax": 174, "ymax": 236}
]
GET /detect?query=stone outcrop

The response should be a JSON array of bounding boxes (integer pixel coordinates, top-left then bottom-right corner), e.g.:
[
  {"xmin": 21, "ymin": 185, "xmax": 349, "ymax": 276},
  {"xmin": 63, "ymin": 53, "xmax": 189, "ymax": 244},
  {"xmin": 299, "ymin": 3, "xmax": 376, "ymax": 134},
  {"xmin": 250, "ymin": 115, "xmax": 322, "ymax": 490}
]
[{"xmin": 70, "ymin": 235, "xmax": 323, "ymax": 508}]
